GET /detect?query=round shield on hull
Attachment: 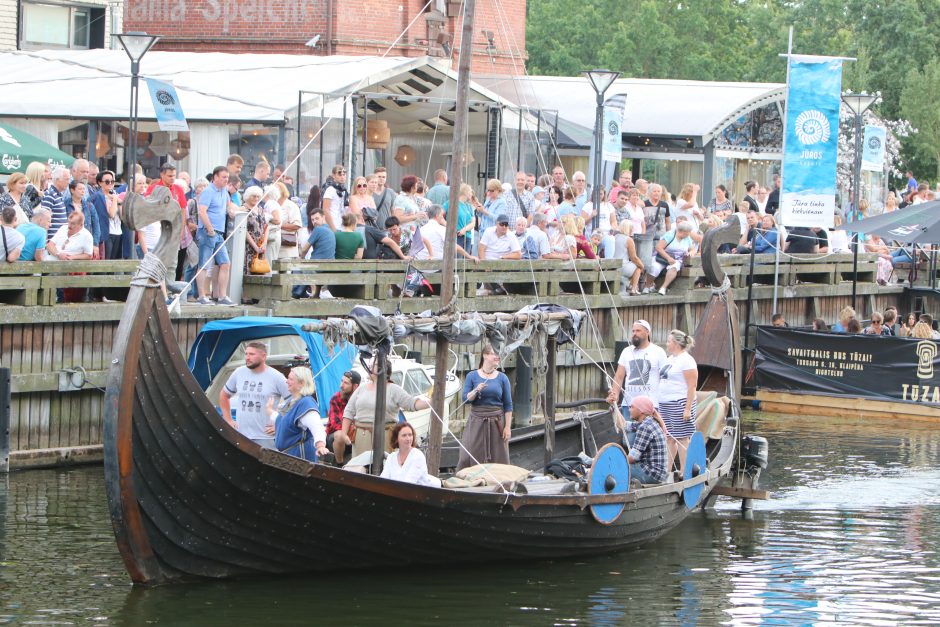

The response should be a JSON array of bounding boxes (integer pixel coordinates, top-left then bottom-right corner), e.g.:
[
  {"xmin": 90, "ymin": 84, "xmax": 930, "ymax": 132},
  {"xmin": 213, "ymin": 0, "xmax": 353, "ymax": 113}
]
[
  {"xmin": 683, "ymin": 431, "xmax": 707, "ymax": 510},
  {"xmin": 588, "ymin": 443, "xmax": 630, "ymax": 524}
]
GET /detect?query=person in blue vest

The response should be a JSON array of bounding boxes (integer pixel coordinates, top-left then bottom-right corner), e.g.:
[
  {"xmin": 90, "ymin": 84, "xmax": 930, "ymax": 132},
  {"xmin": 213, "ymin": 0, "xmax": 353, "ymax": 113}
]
[{"xmin": 273, "ymin": 366, "xmax": 329, "ymax": 462}]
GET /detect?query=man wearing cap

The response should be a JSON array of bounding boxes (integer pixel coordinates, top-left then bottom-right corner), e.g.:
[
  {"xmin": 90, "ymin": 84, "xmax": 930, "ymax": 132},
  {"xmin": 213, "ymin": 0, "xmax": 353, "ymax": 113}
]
[
  {"xmin": 606, "ymin": 320, "xmax": 668, "ymax": 410},
  {"xmin": 327, "ymin": 370, "xmax": 361, "ymax": 464},
  {"xmin": 477, "ymin": 213, "xmax": 521, "ymax": 295}
]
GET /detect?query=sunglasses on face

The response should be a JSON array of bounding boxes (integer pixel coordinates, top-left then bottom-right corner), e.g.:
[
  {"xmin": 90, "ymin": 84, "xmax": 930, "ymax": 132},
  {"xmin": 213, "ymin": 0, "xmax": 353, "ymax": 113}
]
[
  {"xmin": 356, "ymin": 183, "xmax": 367, "ymax": 188},
  {"xmin": 101, "ymin": 179, "xmax": 114, "ymax": 184},
  {"xmin": 497, "ymin": 221, "xmax": 509, "ymax": 226}
]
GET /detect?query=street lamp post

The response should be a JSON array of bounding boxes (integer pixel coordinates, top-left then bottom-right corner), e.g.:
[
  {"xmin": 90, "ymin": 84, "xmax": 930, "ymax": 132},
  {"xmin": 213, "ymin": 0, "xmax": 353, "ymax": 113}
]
[
  {"xmin": 841, "ymin": 92, "xmax": 879, "ymax": 310},
  {"xmin": 583, "ymin": 69, "xmax": 620, "ymax": 230},
  {"xmin": 113, "ymin": 32, "xmax": 159, "ymax": 195}
]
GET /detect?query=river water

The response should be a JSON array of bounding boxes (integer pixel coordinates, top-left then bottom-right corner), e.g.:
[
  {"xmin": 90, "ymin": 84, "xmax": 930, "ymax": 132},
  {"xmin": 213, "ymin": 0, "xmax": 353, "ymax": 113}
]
[{"xmin": 2, "ymin": 410, "xmax": 940, "ymax": 626}]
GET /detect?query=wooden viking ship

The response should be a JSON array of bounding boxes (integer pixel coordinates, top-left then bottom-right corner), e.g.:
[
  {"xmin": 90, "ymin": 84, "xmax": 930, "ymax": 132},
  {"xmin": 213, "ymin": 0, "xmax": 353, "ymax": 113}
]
[{"xmin": 102, "ymin": 181, "xmax": 749, "ymax": 584}]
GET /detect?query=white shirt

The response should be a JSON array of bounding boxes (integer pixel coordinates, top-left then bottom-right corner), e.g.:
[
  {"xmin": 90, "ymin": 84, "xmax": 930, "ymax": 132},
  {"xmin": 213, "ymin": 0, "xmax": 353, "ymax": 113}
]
[
  {"xmin": 380, "ymin": 447, "xmax": 442, "ymax": 487},
  {"xmin": 617, "ymin": 343, "xmax": 668, "ymax": 407},
  {"xmin": 46, "ymin": 225, "xmax": 93, "ymax": 259},
  {"xmin": 479, "ymin": 226, "xmax": 521, "ymax": 260},
  {"xmin": 322, "ymin": 186, "xmax": 345, "ymax": 229},
  {"xmin": 140, "ymin": 221, "xmax": 161, "ymax": 251},
  {"xmin": 658, "ymin": 351, "xmax": 697, "ymax": 402},
  {"xmin": 417, "ymin": 219, "xmax": 447, "ymax": 259}
]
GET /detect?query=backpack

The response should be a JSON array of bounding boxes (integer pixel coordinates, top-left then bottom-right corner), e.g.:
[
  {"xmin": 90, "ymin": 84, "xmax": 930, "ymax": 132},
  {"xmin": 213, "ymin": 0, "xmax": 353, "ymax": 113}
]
[{"xmin": 544, "ymin": 456, "xmax": 589, "ymax": 484}]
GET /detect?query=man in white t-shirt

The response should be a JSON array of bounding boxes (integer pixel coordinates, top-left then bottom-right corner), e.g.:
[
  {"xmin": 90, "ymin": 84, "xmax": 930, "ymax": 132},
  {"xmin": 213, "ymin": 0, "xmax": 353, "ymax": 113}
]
[
  {"xmin": 478, "ymin": 214, "xmax": 522, "ymax": 261},
  {"xmin": 607, "ymin": 319, "xmax": 669, "ymax": 409},
  {"xmin": 45, "ymin": 210, "xmax": 94, "ymax": 260},
  {"xmin": 219, "ymin": 341, "xmax": 290, "ymax": 449},
  {"xmin": 322, "ymin": 165, "xmax": 347, "ymax": 231},
  {"xmin": 417, "ymin": 205, "xmax": 477, "ymax": 262}
]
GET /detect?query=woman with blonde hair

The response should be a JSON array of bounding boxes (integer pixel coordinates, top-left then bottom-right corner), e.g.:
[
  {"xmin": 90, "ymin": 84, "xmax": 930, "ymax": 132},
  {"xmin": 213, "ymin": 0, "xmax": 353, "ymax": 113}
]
[
  {"xmin": 242, "ymin": 186, "xmax": 268, "ymax": 274},
  {"xmin": 348, "ymin": 175, "xmax": 376, "ymax": 228},
  {"xmin": 659, "ymin": 329, "xmax": 698, "ymax": 474},
  {"xmin": 614, "ymin": 220, "xmax": 644, "ymax": 295},
  {"xmin": 562, "ymin": 214, "xmax": 595, "ymax": 259},
  {"xmin": 23, "ymin": 161, "xmax": 46, "ymax": 208},
  {"xmin": 833, "ymin": 306, "xmax": 856, "ymax": 333},
  {"xmin": 444, "ymin": 182, "xmax": 476, "ymax": 251},
  {"xmin": 674, "ymin": 183, "xmax": 702, "ymax": 227},
  {"xmin": 911, "ymin": 321, "xmax": 935, "ymax": 339},
  {"xmin": 0, "ymin": 172, "xmax": 31, "ymax": 225},
  {"xmin": 273, "ymin": 366, "xmax": 329, "ymax": 461}
]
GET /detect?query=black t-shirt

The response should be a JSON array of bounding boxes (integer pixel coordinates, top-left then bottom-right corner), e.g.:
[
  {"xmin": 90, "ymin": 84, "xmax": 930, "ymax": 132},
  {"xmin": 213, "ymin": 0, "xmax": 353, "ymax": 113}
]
[
  {"xmin": 362, "ymin": 225, "xmax": 388, "ymax": 260},
  {"xmin": 812, "ymin": 228, "xmax": 829, "ymax": 250},
  {"xmin": 786, "ymin": 227, "xmax": 818, "ymax": 254},
  {"xmin": 744, "ymin": 195, "xmax": 760, "ymax": 213},
  {"xmin": 766, "ymin": 188, "xmax": 779, "ymax": 214}
]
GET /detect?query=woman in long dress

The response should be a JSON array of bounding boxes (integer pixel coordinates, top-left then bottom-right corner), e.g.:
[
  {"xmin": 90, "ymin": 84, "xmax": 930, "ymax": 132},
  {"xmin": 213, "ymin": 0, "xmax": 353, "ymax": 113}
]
[
  {"xmin": 380, "ymin": 422, "xmax": 442, "ymax": 487},
  {"xmin": 458, "ymin": 344, "xmax": 512, "ymax": 470}
]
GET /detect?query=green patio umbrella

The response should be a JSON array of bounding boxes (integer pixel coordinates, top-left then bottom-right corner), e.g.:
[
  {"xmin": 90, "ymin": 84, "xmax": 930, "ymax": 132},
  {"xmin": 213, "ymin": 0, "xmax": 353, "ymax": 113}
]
[{"xmin": 0, "ymin": 124, "xmax": 75, "ymax": 175}]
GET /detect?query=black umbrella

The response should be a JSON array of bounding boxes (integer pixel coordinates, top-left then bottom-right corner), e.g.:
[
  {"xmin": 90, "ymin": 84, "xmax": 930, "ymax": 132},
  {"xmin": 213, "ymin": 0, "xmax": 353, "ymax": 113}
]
[{"xmin": 837, "ymin": 200, "xmax": 940, "ymax": 244}]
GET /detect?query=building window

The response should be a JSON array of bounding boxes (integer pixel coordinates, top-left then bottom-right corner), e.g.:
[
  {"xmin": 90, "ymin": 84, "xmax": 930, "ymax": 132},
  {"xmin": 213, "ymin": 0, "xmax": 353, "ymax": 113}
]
[{"xmin": 21, "ymin": 2, "xmax": 106, "ymax": 50}]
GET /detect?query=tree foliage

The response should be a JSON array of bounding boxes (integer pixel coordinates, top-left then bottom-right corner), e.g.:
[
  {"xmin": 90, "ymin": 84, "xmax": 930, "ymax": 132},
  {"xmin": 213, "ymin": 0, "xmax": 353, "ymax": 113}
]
[{"xmin": 525, "ymin": 0, "xmax": 940, "ymax": 178}]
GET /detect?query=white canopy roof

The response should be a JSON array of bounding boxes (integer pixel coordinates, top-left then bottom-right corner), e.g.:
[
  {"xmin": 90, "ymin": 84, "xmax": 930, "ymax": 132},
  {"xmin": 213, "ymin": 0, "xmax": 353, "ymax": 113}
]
[
  {"xmin": 0, "ymin": 50, "xmax": 476, "ymax": 125},
  {"xmin": 479, "ymin": 74, "xmax": 784, "ymax": 143}
]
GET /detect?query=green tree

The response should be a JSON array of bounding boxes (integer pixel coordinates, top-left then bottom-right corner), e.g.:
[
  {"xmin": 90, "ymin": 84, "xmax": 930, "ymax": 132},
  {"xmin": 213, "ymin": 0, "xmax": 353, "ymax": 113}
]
[{"xmin": 901, "ymin": 59, "xmax": 940, "ymax": 180}]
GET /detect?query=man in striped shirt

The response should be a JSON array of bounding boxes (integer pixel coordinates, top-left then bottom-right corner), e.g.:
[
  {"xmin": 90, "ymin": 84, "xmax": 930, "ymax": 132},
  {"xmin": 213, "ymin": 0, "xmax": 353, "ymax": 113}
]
[{"xmin": 41, "ymin": 167, "xmax": 70, "ymax": 241}]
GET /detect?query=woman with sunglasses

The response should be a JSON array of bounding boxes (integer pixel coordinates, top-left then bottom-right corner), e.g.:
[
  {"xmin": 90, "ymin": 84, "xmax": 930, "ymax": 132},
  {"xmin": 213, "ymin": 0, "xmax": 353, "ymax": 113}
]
[{"xmin": 348, "ymin": 175, "xmax": 376, "ymax": 229}]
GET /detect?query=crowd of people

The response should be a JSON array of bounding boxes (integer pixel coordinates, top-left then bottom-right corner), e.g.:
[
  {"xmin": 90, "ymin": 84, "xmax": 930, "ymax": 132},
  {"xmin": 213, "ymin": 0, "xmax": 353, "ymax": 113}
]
[
  {"xmin": 773, "ymin": 305, "xmax": 940, "ymax": 339},
  {"xmin": 0, "ymin": 155, "xmax": 925, "ymax": 302}
]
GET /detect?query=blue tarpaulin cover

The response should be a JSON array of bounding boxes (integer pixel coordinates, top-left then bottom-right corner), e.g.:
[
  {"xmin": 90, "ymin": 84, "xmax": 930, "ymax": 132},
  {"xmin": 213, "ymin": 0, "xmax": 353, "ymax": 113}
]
[{"xmin": 187, "ymin": 316, "xmax": 356, "ymax": 416}]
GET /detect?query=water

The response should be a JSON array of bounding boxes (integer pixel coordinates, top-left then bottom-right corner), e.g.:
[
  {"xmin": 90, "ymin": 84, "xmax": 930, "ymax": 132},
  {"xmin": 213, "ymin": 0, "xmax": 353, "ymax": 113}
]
[{"xmin": 2, "ymin": 411, "xmax": 940, "ymax": 625}]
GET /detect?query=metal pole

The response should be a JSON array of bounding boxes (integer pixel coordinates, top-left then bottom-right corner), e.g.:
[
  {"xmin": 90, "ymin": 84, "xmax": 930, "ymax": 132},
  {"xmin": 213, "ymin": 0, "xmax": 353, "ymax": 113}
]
[
  {"xmin": 127, "ymin": 62, "xmax": 139, "ymax": 193},
  {"xmin": 371, "ymin": 345, "xmax": 389, "ymax": 476},
  {"xmin": 428, "ymin": 0, "xmax": 476, "ymax": 476},
  {"xmin": 319, "ymin": 99, "xmax": 325, "ymax": 188},
  {"xmin": 851, "ymin": 112, "xmax": 861, "ymax": 310},
  {"xmin": 362, "ymin": 97, "xmax": 369, "ymax": 177},
  {"xmin": 592, "ymin": 92, "xmax": 603, "ymax": 230},
  {"xmin": 295, "ymin": 91, "xmax": 303, "ymax": 189},
  {"xmin": 516, "ymin": 106, "xmax": 523, "ymax": 174},
  {"xmin": 350, "ymin": 95, "xmax": 358, "ymax": 181}
]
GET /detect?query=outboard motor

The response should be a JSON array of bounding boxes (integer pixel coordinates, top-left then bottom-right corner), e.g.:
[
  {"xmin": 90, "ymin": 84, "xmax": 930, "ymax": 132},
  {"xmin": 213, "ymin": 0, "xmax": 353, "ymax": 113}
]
[
  {"xmin": 734, "ymin": 434, "xmax": 770, "ymax": 515},
  {"xmin": 741, "ymin": 435, "xmax": 769, "ymax": 470}
]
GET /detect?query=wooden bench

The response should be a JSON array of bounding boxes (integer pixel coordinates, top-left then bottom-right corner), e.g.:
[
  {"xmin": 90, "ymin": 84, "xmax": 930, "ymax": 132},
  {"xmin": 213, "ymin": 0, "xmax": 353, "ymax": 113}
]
[
  {"xmin": 0, "ymin": 260, "xmax": 138, "ymax": 305},
  {"xmin": 672, "ymin": 252, "xmax": 878, "ymax": 291}
]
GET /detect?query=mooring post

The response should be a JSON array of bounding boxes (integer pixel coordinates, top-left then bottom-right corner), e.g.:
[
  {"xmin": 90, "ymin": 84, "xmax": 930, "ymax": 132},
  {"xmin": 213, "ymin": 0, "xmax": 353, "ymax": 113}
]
[
  {"xmin": 543, "ymin": 337, "xmax": 557, "ymax": 467},
  {"xmin": 0, "ymin": 367, "xmax": 10, "ymax": 473},
  {"xmin": 371, "ymin": 345, "xmax": 389, "ymax": 476}
]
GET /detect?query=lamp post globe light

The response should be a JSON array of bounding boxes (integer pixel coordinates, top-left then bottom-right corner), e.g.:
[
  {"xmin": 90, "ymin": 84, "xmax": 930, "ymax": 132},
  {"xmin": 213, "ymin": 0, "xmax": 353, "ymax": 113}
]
[
  {"xmin": 113, "ymin": 32, "xmax": 159, "ymax": 195},
  {"xmin": 583, "ymin": 69, "xmax": 621, "ymax": 230},
  {"xmin": 841, "ymin": 91, "xmax": 879, "ymax": 309}
]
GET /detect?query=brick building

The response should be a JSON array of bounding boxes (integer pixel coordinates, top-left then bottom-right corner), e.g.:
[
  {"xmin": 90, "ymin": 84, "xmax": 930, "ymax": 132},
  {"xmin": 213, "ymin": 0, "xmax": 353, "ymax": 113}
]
[{"xmin": 122, "ymin": 0, "xmax": 526, "ymax": 76}]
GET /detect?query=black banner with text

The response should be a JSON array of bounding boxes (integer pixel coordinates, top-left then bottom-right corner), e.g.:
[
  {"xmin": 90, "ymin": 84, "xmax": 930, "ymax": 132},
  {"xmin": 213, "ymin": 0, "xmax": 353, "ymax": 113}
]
[{"xmin": 755, "ymin": 327, "xmax": 940, "ymax": 405}]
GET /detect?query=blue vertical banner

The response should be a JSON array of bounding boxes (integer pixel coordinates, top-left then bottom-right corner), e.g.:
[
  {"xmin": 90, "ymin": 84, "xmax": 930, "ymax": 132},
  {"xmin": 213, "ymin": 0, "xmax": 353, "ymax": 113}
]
[
  {"xmin": 780, "ymin": 55, "xmax": 843, "ymax": 228},
  {"xmin": 861, "ymin": 125, "xmax": 886, "ymax": 172},
  {"xmin": 146, "ymin": 78, "xmax": 189, "ymax": 132}
]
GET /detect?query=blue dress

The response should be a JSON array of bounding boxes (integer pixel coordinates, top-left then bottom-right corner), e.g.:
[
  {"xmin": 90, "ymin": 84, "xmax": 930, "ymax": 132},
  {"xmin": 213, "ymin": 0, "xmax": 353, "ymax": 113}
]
[{"xmin": 274, "ymin": 396, "xmax": 320, "ymax": 461}]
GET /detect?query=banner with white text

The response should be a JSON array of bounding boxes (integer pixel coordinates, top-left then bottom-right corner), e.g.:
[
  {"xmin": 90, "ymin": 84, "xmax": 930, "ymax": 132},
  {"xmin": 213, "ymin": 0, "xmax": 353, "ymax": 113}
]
[
  {"xmin": 861, "ymin": 125, "xmax": 886, "ymax": 172},
  {"xmin": 755, "ymin": 327, "xmax": 940, "ymax": 406},
  {"xmin": 779, "ymin": 56, "xmax": 843, "ymax": 229},
  {"xmin": 146, "ymin": 78, "xmax": 189, "ymax": 132}
]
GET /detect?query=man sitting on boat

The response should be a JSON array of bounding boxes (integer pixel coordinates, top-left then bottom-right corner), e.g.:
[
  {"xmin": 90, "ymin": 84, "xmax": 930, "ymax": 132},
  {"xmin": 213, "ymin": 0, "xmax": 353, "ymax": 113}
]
[
  {"xmin": 341, "ymin": 356, "xmax": 431, "ymax": 462},
  {"xmin": 326, "ymin": 370, "xmax": 360, "ymax": 464},
  {"xmin": 219, "ymin": 341, "xmax": 289, "ymax": 450},
  {"xmin": 624, "ymin": 396, "xmax": 669, "ymax": 485}
]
